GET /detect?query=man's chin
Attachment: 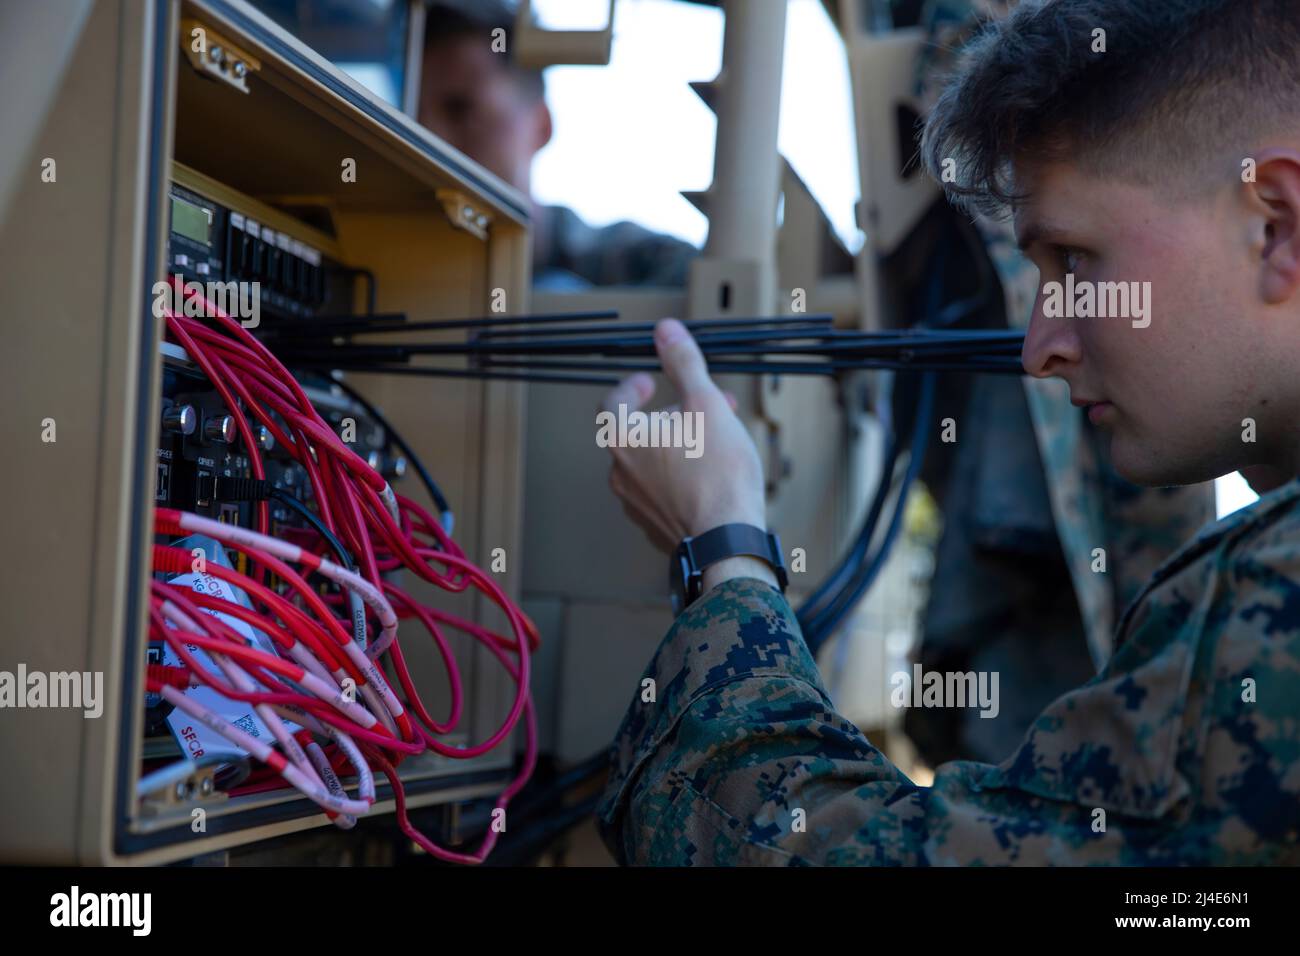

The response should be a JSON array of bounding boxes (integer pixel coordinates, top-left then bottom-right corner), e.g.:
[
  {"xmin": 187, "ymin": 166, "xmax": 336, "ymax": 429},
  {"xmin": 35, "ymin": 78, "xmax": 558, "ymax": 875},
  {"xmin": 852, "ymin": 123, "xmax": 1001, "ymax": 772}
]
[
  {"xmin": 1112, "ymin": 461, "xmax": 1182, "ymax": 488},
  {"xmin": 1108, "ymin": 437, "xmax": 1225, "ymax": 489}
]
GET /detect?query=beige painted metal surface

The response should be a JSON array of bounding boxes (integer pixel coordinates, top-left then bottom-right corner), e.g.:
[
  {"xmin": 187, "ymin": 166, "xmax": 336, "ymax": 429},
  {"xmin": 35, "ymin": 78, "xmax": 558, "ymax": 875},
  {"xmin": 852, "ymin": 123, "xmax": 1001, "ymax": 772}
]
[{"xmin": 0, "ymin": 0, "xmax": 530, "ymax": 863}]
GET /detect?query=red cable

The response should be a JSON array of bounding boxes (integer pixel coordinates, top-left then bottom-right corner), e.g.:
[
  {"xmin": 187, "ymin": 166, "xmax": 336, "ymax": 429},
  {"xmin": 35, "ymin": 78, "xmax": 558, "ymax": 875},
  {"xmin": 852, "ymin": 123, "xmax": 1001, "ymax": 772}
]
[{"xmin": 157, "ymin": 283, "xmax": 541, "ymax": 861}]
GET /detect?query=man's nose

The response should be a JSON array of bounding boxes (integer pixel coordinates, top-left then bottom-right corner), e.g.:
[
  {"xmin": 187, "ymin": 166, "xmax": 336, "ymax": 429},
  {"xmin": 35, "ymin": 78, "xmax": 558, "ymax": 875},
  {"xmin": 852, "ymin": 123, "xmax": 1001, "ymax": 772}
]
[{"xmin": 1021, "ymin": 296, "xmax": 1083, "ymax": 379}]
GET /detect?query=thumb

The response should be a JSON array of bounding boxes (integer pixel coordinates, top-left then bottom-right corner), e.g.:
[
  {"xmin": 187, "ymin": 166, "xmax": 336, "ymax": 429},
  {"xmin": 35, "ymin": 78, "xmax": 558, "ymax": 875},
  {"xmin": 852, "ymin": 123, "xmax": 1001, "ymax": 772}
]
[{"xmin": 655, "ymin": 318, "xmax": 716, "ymax": 397}]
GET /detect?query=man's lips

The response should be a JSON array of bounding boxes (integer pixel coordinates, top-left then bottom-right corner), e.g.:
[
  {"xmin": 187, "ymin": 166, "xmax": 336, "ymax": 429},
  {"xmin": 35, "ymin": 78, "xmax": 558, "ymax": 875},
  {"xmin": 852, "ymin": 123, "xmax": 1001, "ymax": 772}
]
[{"xmin": 1072, "ymin": 397, "xmax": 1115, "ymax": 424}]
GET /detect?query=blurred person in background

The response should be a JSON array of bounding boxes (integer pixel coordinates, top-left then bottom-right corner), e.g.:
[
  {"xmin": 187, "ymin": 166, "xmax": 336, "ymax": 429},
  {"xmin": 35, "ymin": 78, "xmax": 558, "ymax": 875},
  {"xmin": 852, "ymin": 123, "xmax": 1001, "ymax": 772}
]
[{"xmin": 418, "ymin": 0, "xmax": 697, "ymax": 288}]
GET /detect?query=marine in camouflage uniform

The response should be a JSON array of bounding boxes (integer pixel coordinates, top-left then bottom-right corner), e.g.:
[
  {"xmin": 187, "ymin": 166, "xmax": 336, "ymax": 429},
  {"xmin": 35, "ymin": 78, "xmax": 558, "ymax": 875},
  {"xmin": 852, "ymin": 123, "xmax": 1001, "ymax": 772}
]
[
  {"xmin": 594, "ymin": 0, "xmax": 1277, "ymax": 864},
  {"xmin": 597, "ymin": 479, "xmax": 1300, "ymax": 863},
  {"xmin": 920, "ymin": 0, "xmax": 1216, "ymax": 665},
  {"xmin": 905, "ymin": 0, "xmax": 1215, "ymax": 763}
]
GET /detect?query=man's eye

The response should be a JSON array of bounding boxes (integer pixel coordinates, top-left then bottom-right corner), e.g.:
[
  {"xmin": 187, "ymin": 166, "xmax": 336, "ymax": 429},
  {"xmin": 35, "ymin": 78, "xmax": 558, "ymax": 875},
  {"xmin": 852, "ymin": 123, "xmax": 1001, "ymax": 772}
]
[
  {"xmin": 1058, "ymin": 247, "xmax": 1086, "ymax": 273},
  {"xmin": 442, "ymin": 95, "xmax": 473, "ymax": 121}
]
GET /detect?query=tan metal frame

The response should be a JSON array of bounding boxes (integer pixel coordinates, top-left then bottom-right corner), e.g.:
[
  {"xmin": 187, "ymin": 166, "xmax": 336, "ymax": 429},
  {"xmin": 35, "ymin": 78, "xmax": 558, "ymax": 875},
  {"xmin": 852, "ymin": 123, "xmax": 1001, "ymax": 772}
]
[{"xmin": 0, "ymin": 0, "xmax": 530, "ymax": 863}]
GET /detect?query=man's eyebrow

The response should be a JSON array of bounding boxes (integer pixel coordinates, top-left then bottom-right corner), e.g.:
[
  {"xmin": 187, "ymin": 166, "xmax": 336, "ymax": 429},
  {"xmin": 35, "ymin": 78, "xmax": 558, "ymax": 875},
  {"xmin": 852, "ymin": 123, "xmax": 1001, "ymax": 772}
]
[{"xmin": 1016, "ymin": 221, "xmax": 1071, "ymax": 252}]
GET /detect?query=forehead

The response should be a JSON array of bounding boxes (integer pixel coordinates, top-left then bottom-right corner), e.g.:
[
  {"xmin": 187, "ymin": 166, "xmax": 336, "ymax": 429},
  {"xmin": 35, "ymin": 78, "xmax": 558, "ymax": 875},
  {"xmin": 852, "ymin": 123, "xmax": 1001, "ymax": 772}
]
[
  {"xmin": 423, "ymin": 37, "xmax": 509, "ymax": 89},
  {"xmin": 1011, "ymin": 159, "xmax": 1165, "ymax": 250}
]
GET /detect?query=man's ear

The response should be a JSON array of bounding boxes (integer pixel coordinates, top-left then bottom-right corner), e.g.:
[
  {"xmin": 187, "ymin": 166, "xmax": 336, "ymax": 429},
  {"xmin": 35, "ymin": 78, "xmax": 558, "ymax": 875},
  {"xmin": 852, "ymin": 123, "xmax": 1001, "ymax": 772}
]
[{"xmin": 1247, "ymin": 150, "xmax": 1300, "ymax": 305}]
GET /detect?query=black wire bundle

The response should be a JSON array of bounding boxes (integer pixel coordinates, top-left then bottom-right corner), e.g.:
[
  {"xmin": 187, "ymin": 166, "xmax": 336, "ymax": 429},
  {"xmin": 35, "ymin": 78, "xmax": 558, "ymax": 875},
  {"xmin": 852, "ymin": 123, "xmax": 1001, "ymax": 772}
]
[
  {"xmin": 265, "ymin": 307, "xmax": 1015, "ymax": 655},
  {"xmin": 264, "ymin": 310, "xmax": 1025, "ymax": 385},
  {"xmin": 797, "ymin": 372, "xmax": 936, "ymax": 656}
]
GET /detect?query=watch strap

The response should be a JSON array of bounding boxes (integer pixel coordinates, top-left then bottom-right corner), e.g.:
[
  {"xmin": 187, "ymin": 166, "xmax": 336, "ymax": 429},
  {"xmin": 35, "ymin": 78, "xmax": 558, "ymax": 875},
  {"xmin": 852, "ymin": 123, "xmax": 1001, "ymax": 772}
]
[{"xmin": 674, "ymin": 523, "xmax": 787, "ymax": 610}]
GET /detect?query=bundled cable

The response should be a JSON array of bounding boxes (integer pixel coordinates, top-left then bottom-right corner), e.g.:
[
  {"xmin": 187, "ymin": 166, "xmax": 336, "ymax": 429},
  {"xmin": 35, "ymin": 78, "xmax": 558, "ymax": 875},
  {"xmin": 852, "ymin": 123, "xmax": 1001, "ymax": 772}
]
[
  {"xmin": 153, "ymin": 278, "xmax": 539, "ymax": 864},
  {"xmin": 263, "ymin": 307, "xmax": 1015, "ymax": 658},
  {"xmin": 798, "ymin": 372, "xmax": 937, "ymax": 656},
  {"xmin": 262, "ymin": 310, "xmax": 1026, "ymax": 385}
]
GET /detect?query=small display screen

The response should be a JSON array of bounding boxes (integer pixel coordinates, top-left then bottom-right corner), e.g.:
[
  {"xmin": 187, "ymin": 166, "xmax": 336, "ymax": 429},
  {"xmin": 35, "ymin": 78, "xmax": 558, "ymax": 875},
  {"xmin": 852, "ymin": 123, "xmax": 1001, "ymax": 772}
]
[{"xmin": 171, "ymin": 195, "xmax": 212, "ymax": 246}]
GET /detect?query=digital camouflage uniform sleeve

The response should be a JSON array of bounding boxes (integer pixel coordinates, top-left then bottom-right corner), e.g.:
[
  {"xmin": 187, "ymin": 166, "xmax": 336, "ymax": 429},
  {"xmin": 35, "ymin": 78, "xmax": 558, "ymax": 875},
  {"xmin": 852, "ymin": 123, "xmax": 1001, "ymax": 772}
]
[
  {"xmin": 597, "ymin": 481, "xmax": 1300, "ymax": 865},
  {"xmin": 917, "ymin": 0, "xmax": 1216, "ymax": 670}
]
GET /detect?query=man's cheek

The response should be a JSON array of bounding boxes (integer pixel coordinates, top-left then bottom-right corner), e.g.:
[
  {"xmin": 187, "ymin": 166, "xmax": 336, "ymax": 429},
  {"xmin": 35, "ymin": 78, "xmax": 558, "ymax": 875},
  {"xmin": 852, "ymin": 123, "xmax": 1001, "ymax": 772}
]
[{"xmin": 1096, "ymin": 329, "xmax": 1151, "ymax": 390}]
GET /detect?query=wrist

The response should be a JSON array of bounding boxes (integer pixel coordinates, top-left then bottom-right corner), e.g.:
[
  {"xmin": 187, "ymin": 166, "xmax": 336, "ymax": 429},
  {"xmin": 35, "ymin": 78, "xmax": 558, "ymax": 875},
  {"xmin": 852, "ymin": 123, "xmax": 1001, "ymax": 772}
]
[{"xmin": 700, "ymin": 555, "xmax": 780, "ymax": 595}]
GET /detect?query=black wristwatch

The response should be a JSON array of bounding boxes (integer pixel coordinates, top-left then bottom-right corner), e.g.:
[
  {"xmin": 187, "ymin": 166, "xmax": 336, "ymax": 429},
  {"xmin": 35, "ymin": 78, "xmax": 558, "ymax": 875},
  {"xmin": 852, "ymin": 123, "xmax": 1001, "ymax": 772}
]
[{"xmin": 670, "ymin": 523, "xmax": 788, "ymax": 615}]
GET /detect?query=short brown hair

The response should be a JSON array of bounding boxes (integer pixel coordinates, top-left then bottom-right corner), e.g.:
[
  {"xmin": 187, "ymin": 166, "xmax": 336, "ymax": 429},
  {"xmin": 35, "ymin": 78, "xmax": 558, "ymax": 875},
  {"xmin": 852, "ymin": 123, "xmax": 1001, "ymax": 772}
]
[
  {"xmin": 921, "ymin": 0, "xmax": 1300, "ymax": 216},
  {"xmin": 424, "ymin": 1, "xmax": 546, "ymax": 101}
]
